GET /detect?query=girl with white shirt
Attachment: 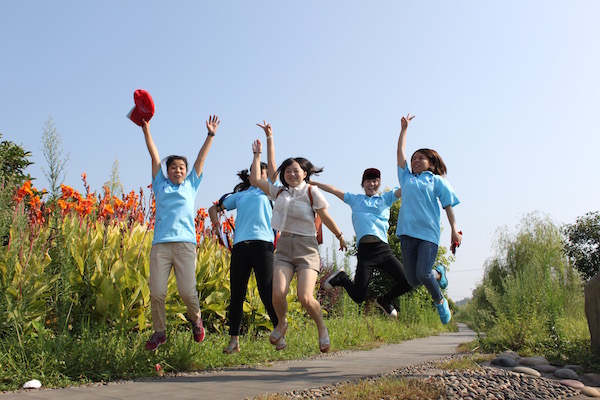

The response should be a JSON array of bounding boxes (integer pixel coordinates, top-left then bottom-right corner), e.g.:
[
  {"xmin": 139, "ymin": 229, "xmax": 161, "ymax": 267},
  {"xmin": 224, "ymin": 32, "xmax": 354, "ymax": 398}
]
[{"xmin": 249, "ymin": 122, "xmax": 347, "ymax": 353}]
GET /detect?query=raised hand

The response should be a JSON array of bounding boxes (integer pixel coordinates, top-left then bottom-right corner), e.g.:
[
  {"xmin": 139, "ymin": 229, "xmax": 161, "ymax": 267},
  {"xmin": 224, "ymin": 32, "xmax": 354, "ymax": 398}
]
[
  {"xmin": 256, "ymin": 120, "xmax": 273, "ymax": 137},
  {"xmin": 401, "ymin": 114, "xmax": 415, "ymax": 130},
  {"xmin": 252, "ymin": 139, "xmax": 262, "ymax": 154},
  {"xmin": 206, "ymin": 115, "xmax": 220, "ymax": 136}
]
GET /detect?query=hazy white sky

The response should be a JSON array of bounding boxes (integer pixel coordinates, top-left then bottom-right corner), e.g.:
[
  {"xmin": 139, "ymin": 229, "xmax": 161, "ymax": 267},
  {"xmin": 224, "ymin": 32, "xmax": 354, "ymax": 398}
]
[{"xmin": 2, "ymin": 1, "xmax": 599, "ymax": 301}]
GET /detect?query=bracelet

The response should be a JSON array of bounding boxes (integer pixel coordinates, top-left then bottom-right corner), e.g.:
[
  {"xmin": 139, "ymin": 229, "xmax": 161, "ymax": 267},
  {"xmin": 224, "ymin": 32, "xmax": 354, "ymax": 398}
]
[
  {"xmin": 336, "ymin": 232, "xmax": 343, "ymax": 239},
  {"xmin": 207, "ymin": 132, "xmax": 215, "ymax": 137},
  {"xmin": 266, "ymin": 135, "xmax": 273, "ymax": 139},
  {"xmin": 253, "ymin": 151, "xmax": 261, "ymax": 154}
]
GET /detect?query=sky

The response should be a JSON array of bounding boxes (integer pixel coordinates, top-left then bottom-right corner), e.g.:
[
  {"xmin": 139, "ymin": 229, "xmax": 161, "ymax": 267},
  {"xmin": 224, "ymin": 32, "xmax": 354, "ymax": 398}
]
[{"xmin": 2, "ymin": 1, "xmax": 599, "ymax": 301}]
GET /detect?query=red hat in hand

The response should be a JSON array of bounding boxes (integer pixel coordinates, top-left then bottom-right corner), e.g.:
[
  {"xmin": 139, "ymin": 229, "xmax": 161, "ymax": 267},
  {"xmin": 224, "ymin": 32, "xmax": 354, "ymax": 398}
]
[{"xmin": 127, "ymin": 89, "xmax": 155, "ymax": 126}]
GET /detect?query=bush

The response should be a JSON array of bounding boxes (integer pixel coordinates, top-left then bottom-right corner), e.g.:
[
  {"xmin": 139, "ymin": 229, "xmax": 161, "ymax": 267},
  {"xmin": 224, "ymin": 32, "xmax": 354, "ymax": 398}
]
[{"xmin": 464, "ymin": 212, "xmax": 587, "ymax": 357}]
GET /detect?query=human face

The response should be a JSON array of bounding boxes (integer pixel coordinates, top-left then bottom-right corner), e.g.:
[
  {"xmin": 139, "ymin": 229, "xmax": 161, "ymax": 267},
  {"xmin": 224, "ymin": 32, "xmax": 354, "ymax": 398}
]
[
  {"xmin": 167, "ymin": 159, "xmax": 187, "ymax": 185},
  {"xmin": 261, "ymin": 167, "xmax": 268, "ymax": 180},
  {"xmin": 284, "ymin": 161, "xmax": 307, "ymax": 188},
  {"xmin": 362, "ymin": 178, "xmax": 381, "ymax": 197},
  {"xmin": 411, "ymin": 152, "xmax": 431, "ymax": 174}
]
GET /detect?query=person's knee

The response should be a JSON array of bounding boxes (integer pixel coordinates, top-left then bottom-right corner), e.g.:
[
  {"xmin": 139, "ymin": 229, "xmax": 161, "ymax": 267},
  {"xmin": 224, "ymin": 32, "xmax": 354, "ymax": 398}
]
[
  {"xmin": 297, "ymin": 292, "xmax": 315, "ymax": 308},
  {"xmin": 179, "ymin": 287, "xmax": 199, "ymax": 304},
  {"xmin": 416, "ymin": 270, "xmax": 434, "ymax": 284}
]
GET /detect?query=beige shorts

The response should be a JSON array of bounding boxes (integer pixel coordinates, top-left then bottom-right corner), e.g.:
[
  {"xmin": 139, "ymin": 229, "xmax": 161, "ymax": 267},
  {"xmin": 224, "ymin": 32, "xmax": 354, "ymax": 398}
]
[{"xmin": 275, "ymin": 232, "xmax": 321, "ymax": 272}]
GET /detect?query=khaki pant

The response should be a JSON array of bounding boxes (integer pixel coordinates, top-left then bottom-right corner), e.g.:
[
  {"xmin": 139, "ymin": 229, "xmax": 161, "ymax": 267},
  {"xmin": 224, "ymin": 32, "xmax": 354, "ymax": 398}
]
[{"xmin": 149, "ymin": 242, "xmax": 202, "ymax": 333}]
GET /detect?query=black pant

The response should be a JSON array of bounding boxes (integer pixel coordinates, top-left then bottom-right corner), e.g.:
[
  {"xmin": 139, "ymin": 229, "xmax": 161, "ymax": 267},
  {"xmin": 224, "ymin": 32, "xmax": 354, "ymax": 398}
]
[
  {"xmin": 339, "ymin": 241, "xmax": 412, "ymax": 304},
  {"xmin": 228, "ymin": 240, "xmax": 278, "ymax": 336}
]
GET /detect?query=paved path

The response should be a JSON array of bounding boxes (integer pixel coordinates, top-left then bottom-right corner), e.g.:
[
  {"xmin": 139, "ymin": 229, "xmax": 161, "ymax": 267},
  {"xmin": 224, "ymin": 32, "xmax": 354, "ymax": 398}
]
[{"xmin": 3, "ymin": 324, "xmax": 476, "ymax": 400}]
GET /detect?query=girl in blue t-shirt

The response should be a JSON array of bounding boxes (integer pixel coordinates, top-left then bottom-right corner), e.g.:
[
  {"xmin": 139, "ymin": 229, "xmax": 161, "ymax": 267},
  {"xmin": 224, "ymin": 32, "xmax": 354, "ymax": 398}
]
[
  {"xmin": 311, "ymin": 169, "xmax": 412, "ymax": 319},
  {"xmin": 208, "ymin": 162, "xmax": 279, "ymax": 354},
  {"xmin": 396, "ymin": 114, "xmax": 461, "ymax": 324}
]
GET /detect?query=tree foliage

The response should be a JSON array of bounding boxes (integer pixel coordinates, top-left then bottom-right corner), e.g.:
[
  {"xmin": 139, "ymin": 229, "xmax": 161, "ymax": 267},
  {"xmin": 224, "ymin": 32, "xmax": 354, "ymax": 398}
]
[
  {"xmin": 0, "ymin": 133, "xmax": 33, "ymax": 243},
  {"xmin": 0, "ymin": 133, "xmax": 33, "ymax": 184},
  {"xmin": 563, "ymin": 211, "xmax": 600, "ymax": 282},
  {"xmin": 463, "ymin": 212, "xmax": 585, "ymax": 355}
]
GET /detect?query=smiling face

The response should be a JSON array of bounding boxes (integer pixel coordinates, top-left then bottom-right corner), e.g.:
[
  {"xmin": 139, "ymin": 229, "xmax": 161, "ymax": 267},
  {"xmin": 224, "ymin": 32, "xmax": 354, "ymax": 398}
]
[
  {"xmin": 283, "ymin": 161, "xmax": 307, "ymax": 188},
  {"xmin": 411, "ymin": 151, "xmax": 432, "ymax": 174},
  {"xmin": 362, "ymin": 178, "xmax": 381, "ymax": 197},
  {"xmin": 167, "ymin": 159, "xmax": 187, "ymax": 185}
]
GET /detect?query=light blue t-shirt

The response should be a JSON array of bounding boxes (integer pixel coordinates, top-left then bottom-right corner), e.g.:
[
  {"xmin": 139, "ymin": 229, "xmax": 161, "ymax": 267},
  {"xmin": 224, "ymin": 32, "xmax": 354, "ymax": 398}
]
[
  {"xmin": 222, "ymin": 186, "xmax": 274, "ymax": 245},
  {"xmin": 344, "ymin": 190, "xmax": 399, "ymax": 244},
  {"xmin": 396, "ymin": 164, "xmax": 459, "ymax": 245},
  {"xmin": 152, "ymin": 169, "xmax": 203, "ymax": 244}
]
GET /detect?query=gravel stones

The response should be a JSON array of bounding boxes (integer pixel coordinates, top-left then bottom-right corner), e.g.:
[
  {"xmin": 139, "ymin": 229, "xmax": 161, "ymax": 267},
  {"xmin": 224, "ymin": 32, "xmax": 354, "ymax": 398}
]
[{"xmin": 265, "ymin": 354, "xmax": 584, "ymax": 400}]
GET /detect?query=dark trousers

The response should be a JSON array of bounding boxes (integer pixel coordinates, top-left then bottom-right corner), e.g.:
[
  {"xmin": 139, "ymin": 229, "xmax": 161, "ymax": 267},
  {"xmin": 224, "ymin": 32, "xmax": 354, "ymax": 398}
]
[
  {"xmin": 399, "ymin": 235, "xmax": 443, "ymax": 303},
  {"xmin": 228, "ymin": 240, "xmax": 278, "ymax": 336},
  {"xmin": 340, "ymin": 241, "xmax": 412, "ymax": 304}
]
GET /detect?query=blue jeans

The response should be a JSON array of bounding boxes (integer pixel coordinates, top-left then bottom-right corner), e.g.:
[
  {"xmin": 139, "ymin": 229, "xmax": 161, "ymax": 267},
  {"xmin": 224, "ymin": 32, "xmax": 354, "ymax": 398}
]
[{"xmin": 399, "ymin": 235, "xmax": 443, "ymax": 303}]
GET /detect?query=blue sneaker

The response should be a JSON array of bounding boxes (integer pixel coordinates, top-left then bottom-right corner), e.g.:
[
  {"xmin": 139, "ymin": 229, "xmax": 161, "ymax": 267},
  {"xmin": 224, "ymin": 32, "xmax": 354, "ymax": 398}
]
[
  {"xmin": 436, "ymin": 298, "xmax": 451, "ymax": 324},
  {"xmin": 435, "ymin": 264, "xmax": 448, "ymax": 290}
]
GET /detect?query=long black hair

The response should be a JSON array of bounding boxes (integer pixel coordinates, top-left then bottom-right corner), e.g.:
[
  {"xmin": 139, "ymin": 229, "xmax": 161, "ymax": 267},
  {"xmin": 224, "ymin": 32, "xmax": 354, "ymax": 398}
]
[
  {"xmin": 277, "ymin": 157, "xmax": 323, "ymax": 188},
  {"xmin": 232, "ymin": 162, "xmax": 268, "ymax": 192}
]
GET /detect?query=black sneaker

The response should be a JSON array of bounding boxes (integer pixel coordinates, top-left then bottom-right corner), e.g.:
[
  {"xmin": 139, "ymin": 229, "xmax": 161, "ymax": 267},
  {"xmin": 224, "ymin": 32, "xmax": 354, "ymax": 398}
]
[
  {"xmin": 375, "ymin": 297, "xmax": 398, "ymax": 319},
  {"xmin": 323, "ymin": 270, "xmax": 348, "ymax": 290}
]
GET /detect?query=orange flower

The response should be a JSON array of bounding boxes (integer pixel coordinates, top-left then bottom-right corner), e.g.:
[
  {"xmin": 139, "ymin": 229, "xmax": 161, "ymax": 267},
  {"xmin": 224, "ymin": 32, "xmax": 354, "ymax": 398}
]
[{"xmin": 57, "ymin": 199, "xmax": 67, "ymax": 209}]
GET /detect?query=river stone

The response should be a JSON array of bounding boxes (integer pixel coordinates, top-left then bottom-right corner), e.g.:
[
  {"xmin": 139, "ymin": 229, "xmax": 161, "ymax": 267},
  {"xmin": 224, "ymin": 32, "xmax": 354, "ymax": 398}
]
[
  {"xmin": 513, "ymin": 366, "xmax": 541, "ymax": 377},
  {"xmin": 564, "ymin": 364, "xmax": 584, "ymax": 373},
  {"xmin": 491, "ymin": 356, "xmax": 517, "ymax": 367},
  {"xmin": 534, "ymin": 364, "xmax": 559, "ymax": 374},
  {"xmin": 497, "ymin": 350, "xmax": 520, "ymax": 360},
  {"xmin": 558, "ymin": 379, "xmax": 585, "ymax": 390},
  {"xmin": 581, "ymin": 386, "xmax": 600, "ymax": 397},
  {"xmin": 519, "ymin": 356, "xmax": 549, "ymax": 366},
  {"xmin": 582, "ymin": 373, "xmax": 600, "ymax": 387},
  {"xmin": 554, "ymin": 368, "xmax": 579, "ymax": 379},
  {"xmin": 586, "ymin": 272, "xmax": 600, "ymax": 354}
]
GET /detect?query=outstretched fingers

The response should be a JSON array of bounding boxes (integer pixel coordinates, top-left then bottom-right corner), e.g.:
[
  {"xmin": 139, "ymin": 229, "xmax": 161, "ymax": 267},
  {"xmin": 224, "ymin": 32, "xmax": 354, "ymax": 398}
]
[{"xmin": 206, "ymin": 115, "xmax": 221, "ymax": 133}]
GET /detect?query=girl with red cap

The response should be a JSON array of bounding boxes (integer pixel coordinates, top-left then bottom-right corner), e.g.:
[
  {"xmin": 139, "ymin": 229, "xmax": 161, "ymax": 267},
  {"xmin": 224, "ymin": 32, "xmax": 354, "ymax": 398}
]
[{"xmin": 140, "ymin": 115, "xmax": 220, "ymax": 351}]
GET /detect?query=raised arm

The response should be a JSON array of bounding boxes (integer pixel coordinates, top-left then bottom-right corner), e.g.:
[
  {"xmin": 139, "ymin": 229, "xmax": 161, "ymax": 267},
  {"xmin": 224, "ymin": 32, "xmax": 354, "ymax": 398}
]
[
  {"xmin": 142, "ymin": 120, "xmax": 161, "ymax": 178},
  {"xmin": 397, "ymin": 114, "xmax": 414, "ymax": 168},
  {"xmin": 193, "ymin": 115, "xmax": 220, "ymax": 177},
  {"xmin": 249, "ymin": 140, "xmax": 270, "ymax": 194},
  {"xmin": 316, "ymin": 208, "xmax": 347, "ymax": 251},
  {"xmin": 257, "ymin": 121, "xmax": 277, "ymax": 181},
  {"xmin": 310, "ymin": 180, "xmax": 344, "ymax": 201}
]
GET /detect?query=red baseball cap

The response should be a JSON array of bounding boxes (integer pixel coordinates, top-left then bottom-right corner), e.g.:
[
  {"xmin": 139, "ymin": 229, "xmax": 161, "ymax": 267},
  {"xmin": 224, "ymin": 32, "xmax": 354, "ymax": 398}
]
[
  {"xmin": 126, "ymin": 89, "xmax": 155, "ymax": 126},
  {"xmin": 362, "ymin": 168, "xmax": 381, "ymax": 183}
]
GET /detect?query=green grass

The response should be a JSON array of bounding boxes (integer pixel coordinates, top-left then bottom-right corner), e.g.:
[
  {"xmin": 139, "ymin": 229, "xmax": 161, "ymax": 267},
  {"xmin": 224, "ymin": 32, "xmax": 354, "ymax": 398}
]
[{"xmin": 0, "ymin": 306, "xmax": 453, "ymax": 392}]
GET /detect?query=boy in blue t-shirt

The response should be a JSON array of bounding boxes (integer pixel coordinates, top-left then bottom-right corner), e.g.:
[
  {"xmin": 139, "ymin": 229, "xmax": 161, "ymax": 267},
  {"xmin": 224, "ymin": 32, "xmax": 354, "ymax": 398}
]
[{"xmin": 141, "ymin": 115, "xmax": 220, "ymax": 351}]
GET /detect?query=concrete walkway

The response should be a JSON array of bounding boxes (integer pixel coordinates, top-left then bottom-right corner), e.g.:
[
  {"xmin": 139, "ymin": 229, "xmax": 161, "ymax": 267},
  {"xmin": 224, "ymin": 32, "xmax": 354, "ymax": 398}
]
[{"xmin": 3, "ymin": 324, "xmax": 476, "ymax": 400}]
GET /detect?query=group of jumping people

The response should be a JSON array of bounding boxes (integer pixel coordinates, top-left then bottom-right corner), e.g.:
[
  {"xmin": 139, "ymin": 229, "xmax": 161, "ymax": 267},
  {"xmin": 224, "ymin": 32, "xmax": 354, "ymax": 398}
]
[{"xmin": 138, "ymin": 114, "xmax": 461, "ymax": 354}]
